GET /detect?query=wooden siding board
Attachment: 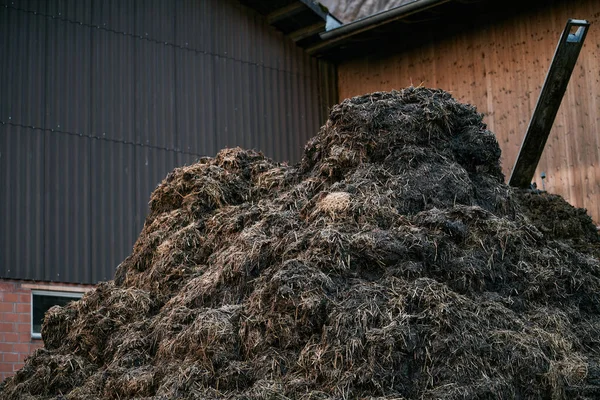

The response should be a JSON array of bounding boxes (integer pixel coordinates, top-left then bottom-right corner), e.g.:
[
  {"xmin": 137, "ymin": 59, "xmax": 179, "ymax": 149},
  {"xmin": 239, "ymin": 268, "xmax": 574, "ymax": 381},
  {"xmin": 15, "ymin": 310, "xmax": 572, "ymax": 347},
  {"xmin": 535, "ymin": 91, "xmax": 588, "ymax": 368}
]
[{"xmin": 338, "ymin": 0, "xmax": 600, "ymax": 222}]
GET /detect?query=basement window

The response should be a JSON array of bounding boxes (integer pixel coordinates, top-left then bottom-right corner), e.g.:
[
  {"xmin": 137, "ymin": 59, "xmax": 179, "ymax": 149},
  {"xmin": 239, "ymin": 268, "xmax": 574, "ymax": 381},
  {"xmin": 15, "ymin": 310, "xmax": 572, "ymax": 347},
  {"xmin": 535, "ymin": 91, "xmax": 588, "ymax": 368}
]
[{"xmin": 31, "ymin": 290, "xmax": 83, "ymax": 339}]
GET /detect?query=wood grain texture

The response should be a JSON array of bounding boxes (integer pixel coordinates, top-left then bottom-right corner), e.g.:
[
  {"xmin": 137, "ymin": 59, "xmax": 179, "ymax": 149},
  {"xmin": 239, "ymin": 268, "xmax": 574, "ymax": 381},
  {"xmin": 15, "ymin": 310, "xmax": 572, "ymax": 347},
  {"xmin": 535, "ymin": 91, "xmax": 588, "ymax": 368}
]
[{"xmin": 338, "ymin": 0, "xmax": 600, "ymax": 222}]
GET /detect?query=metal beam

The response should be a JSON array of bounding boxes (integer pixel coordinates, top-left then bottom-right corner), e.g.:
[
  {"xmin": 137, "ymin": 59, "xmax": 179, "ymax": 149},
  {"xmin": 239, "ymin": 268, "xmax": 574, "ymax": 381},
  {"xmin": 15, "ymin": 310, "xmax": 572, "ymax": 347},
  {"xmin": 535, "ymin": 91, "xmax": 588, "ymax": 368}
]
[
  {"xmin": 267, "ymin": 2, "xmax": 306, "ymax": 25},
  {"xmin": 509, "ymin": 19, "xmax": 590, "ymax": 188},
  {"xmin": 288, "ymin": 21, "xmax": 325, "ymax": 42}
]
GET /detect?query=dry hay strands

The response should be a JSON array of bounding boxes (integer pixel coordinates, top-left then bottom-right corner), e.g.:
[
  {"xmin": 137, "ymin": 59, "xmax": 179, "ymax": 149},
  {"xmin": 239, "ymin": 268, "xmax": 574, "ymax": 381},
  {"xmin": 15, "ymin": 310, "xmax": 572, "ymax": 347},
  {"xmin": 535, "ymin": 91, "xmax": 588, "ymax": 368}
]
[
  {"xmin": 0, "ymin": 349, "xmax": 96, "ymax": 399},
  {"xmin": 42, "ymin": 282, "xmax": 159, "ymax": 365},
  {"xmin": 6, "ymin": 87, "xmax": 600, "ymax": 399}
]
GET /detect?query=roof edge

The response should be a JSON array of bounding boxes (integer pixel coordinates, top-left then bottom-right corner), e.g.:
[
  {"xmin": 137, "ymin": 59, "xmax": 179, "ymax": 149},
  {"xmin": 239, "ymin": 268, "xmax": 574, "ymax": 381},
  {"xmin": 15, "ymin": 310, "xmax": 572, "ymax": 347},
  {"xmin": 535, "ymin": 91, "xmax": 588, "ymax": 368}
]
[{"xmin": 311, "ymin": 0, "xmax": 449, "ymax": 54}]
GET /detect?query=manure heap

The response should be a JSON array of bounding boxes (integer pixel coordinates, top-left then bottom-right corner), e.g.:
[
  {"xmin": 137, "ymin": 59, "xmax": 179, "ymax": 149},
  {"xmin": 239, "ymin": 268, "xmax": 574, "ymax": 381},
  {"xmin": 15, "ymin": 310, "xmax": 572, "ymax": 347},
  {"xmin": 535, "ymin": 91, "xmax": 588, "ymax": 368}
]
[{"xmin": 3, "ymin": 88, "xmax": 600, "ymax": 400}]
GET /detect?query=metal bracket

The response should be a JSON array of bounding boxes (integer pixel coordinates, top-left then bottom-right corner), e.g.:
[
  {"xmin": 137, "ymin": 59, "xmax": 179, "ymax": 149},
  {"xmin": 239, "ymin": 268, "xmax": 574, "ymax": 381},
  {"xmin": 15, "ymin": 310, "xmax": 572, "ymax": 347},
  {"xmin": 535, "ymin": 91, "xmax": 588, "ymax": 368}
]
[{"xmin": 508, "ymin": 19, "xmax": 590, "ymax": 188}]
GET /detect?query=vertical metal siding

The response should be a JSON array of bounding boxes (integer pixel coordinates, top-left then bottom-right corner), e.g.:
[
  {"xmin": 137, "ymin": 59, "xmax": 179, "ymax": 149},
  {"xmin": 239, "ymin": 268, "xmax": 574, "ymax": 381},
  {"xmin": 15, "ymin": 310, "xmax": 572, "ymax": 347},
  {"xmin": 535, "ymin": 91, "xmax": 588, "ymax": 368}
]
[
  {"xmin": 134, "ymin": 0, "xmax": 176, "ymax": 150},
  {"xmin": 91, "ymin": 0, "xmax": 135, "ymax": 33},
  {"xmin": 1, "ymin": 0, "xmax": 327, "ymax": 284},
  {"xmin": 47, "ymin": 0, "xmax": 92, "ymax": 24},
  {"xmin": 174, "ymin": 0, "xmax": 216, "ymax": 156},
  {"xmin": 134, "ymin": 147, "xmax": 179, "ymax": 232},
  {"xmin": 0, "ymin": 2, "xmax": 46, "ymax": 281},
  {"xmin": 175, "ymin": 50, "xmax": 216, "ymax": 154},
  {"xmin": 0, "ymin": 125, "xmax": 45, "ymax": 280},
  {"xmin": 91, "ymin": 141, "xmax": 136, "ymax": 283},
  {"xmin": 91, "ymin": 12, "xmax": 135, "ymax": 143},
  {"xmin": 43, "ymin": 0, "xmax": 92, "ymax": 283},
  {"xmin": 44, "ymin": 134, "xmax": 91, "ymax": 283},
  {"xmin": 318, "ymin": 59, "xmax": 338, "ymax": 124},
  {"xmin": 134, "ymin": 40, "xmax": 176, "ymax": 149}
]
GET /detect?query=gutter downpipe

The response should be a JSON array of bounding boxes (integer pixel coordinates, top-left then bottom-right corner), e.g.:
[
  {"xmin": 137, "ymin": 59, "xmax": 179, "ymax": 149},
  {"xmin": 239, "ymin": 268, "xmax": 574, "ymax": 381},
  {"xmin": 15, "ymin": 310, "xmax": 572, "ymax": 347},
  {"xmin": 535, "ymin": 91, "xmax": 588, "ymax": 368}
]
[{"xmin": 308, "ymin": 0, "xmax": 449, "ymax": 54}]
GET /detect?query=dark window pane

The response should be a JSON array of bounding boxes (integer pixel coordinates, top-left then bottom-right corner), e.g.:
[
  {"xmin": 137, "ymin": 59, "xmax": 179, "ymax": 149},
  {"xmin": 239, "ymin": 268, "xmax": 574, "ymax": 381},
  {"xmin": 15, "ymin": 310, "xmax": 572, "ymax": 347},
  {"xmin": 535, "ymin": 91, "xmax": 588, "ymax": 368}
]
[{"xmin": 32, "ymin": 294, "xmax": 81, "ymax": 334}]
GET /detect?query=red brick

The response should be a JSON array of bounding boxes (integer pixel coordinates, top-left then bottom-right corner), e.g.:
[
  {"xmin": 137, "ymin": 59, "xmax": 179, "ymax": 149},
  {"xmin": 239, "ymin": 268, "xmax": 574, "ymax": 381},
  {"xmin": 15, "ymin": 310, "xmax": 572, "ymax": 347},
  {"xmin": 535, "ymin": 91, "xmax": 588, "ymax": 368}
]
[
  {"xmin": 12, "ymin": 343, "xmax": 30, "ymax": 354},
  {"xmin": 0, "ymin": 323, "xmax": 15, "ymax": 333},
  {"xmin": 0, "ymin": 363, "xmax": 14, "ymax": 373},
  {"xmin": 0, "ymin": 282, "xmax": 18, "ymax": 291},
  {"xmin": 18, "ymin": 353, "xmax": 30, "ymax": 362},
  {"xmin": 15, "ymin": 303, "xmax": 30, "ymax": 313},
  {"xmin": 16, "ymin": 323, "xmax": 30, "ymax": 333},
  {"xmin": 3, "ymin": 333, "xmax": 19, "ymax": 343},
  {"xmin": 0, "ymin": 313, "xmax": 20, "ymax": 323},
  {"xmin": 17, "ymin": 314, "xmax": 30, "ymax": 323},
  {"xmin": 19, "ymin": 333, "xmax": 33, "ymax": 343},
  {"xmin": 18, "ymin": 294, "xmax": 30, "ymax": 303},
  {"xmin": 2, "ymin": 353, "xmax": 19, "ymax": 363},
  {"xmin": 0, "ymin": 303, "xmax": 14, "ymax": 313},
  {"xmin": 2, "ymin": 293, "xmax": 20, "ymax": 303},
  {"xmin": 13, "ymin": 363, "xmax": 24, "ymax": 372},
  {"xmin": 0, "ymin": 343, "xmax": 13, "ymax": 353}
]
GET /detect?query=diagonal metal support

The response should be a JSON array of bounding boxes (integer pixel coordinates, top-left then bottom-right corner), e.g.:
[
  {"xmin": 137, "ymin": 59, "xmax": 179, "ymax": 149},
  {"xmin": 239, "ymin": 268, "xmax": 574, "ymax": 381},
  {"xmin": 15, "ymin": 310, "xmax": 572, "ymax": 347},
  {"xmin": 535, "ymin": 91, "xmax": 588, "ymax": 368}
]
[{"xmin": 509, "ymin": 19, "xmax": 590, "ymax": 188}]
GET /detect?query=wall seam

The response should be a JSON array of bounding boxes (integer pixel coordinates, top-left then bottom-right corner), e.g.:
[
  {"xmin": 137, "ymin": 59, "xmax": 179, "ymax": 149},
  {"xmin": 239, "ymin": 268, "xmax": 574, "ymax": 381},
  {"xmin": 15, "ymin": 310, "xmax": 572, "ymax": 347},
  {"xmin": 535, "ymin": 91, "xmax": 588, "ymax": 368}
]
[
  {"xmin": 41, "ymin": 0, "xmax": 49, "ymax": 282},
  {"xmin": 88, "ymin": 0, "xmax": 94, "ymax": 284}
]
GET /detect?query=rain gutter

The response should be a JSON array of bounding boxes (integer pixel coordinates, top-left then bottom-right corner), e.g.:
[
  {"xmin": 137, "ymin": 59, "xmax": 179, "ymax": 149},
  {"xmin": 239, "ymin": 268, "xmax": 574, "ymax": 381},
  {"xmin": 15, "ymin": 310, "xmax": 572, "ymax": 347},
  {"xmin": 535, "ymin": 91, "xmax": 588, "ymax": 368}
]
[{"xmin": 308, "ymin": 0, "xmax": 450, "ymax": 54}]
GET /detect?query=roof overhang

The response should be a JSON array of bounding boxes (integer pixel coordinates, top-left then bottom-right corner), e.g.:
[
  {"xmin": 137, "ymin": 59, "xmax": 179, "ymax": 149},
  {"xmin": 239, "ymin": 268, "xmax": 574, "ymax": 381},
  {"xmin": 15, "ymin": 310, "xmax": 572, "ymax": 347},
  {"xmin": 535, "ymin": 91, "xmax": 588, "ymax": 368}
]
[
  {"xmin": 239, "ymin": 0, "xmax": 342, "ymax": 49},
  {"xmin": 305, "ymin": 0, "xmax": 557, "ymax": 62}
]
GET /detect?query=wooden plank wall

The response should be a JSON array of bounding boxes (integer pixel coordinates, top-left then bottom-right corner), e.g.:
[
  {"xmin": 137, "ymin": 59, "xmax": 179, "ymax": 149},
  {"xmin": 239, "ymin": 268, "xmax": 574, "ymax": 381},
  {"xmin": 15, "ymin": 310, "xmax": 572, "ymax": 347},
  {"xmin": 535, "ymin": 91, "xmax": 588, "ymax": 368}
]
[{"xmin": 338, "ymin": 0, "xmax": 600, "ymax": 223}]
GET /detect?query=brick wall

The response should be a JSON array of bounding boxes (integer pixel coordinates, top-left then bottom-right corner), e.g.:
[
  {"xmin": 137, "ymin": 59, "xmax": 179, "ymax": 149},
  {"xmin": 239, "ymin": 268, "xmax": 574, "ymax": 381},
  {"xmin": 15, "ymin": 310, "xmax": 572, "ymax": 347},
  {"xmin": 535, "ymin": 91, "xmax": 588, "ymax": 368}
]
[{"xmin": 0, "ymin": 279, "xmax": 93, "ymax": 382}]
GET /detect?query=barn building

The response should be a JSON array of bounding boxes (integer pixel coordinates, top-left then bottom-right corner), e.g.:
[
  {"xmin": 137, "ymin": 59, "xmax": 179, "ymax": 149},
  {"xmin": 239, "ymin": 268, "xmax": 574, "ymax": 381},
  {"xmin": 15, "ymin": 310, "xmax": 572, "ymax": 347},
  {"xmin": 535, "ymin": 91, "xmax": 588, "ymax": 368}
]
[{"xmin": 1, "ymin": 0, "xmax": 598, "ymax": 380}]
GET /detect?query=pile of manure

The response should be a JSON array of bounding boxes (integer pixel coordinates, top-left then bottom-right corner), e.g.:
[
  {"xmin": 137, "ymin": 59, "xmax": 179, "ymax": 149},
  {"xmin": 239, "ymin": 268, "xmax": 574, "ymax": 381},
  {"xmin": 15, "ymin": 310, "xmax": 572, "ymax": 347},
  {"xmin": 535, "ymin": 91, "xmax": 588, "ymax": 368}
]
[{"xmin": 2, "ymin": 87, "xmax": 600, "ymax": 400}]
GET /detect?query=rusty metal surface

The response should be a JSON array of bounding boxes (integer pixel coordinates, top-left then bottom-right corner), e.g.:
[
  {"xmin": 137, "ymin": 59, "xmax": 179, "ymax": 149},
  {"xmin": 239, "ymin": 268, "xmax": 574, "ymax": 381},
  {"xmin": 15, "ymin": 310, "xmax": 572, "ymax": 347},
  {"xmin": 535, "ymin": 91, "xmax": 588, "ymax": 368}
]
[{"xmin": 0, "ymin": 0, "xmax": 328, "ymax": 284}]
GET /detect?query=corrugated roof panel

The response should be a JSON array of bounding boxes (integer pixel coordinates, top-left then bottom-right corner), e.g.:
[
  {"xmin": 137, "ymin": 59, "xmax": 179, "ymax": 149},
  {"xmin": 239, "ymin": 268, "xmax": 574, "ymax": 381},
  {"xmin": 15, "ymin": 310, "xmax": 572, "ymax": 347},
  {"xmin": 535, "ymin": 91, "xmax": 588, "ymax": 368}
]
[
  {"xmin": 285, "ymin": 66, "xmax": 296, "ymax": 161},
  {"xmin": 0, "ymin": 125, "xmax": 45, "ymax": 281},
  {"xmin": 134, "ymin": 40, "xmax": 176, "ymax": 150},
  {"xmin": 46, "ymin": 0, "xmax": 91, "ymax": 24},
  {"xmin": 1, "ymin": 3, "xmax": 46, "ymax": 127},
  {"xmin": 245, "ymin": 8, "xmax": 264, "ymax": 67},
  {"xmin": 45, "ymin": 5, "xmax": 91, "ymax": 136},
  {"xmin": 254, "ymin": 61, "xmax": 268, "ymax": 157},
  {"xmin": 238, "ymin": 61, "xmax": 254, "ymax": 151},
  {"xmin": 91, "ymin": 141, "xmax": 136, "ymax": 282},
  {"xmin": 212, "ymin": 56, "xmax": 227, "ymax": 151},
  {"xmin": 44, "ymin": 134, "xmax": 91, "ymax": 283},
  {"xmin": 177, "ymin": 152, "xmax": 200, "ymax": 168},
  {"xmin": 262, "ymin": 67, "xmax": 277, "ymax": 159},
  {"xmin": 296, "ymin": 52, "xmax": 308, "ymax": 155},
  {"xmin": 1, "ymin": 0, "xmax": 327, "ymax": 285},
  {"xmin": 91, "ymin": 29, "xmax": 136, "ymax": 142},
  {"xmin": 133, "ymin": 0, "xmax": 174, "ymax": 42},
  {"xmin": 230, "ymin": 60, "xmax": 243, "ymax": 150},
  {"xmin": 2, "ymin": 0, "xmax": 46, "ymax": 14},
  {"xmin": 134, "ymin": 147, "xmax": 179, "ymax": 234},
  {"xmin": 174, "ymin": 0, "xmax": 214, "ymax": 52},
  {"xmin": 175, "ymin": 50, "xmax": 216, "ymax": 156},
  {"xmin": 91, "ymin": 0, "xmax": 135, "ymax": 33},
  {"xmin": 0, "ymin": 2, "xmax": 47, "ymax": 281},
  {"xmin": 0, "ymin": 3, "xmax": 7, "ymax": 121}
]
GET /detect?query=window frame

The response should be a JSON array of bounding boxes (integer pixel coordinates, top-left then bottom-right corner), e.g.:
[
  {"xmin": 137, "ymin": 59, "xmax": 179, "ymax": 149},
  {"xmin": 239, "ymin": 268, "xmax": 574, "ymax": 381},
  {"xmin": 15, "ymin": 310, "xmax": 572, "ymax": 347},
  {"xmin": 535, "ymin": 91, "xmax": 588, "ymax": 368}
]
[{"xmin": 30, "ymin": 290, "xmax": 84, "ymax": 339}]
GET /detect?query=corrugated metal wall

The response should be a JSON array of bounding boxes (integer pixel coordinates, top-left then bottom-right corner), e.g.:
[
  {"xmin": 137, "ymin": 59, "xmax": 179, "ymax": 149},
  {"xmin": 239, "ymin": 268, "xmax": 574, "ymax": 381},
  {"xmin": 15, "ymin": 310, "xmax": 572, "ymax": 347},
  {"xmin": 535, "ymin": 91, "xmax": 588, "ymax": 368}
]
[
  {"xmin": 0, "ymin": 0, "xmax": 327, "ymax": 284},
  {"xmin": 337, "ymin": 0, "xmax": 600, "ymax": 224}
]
